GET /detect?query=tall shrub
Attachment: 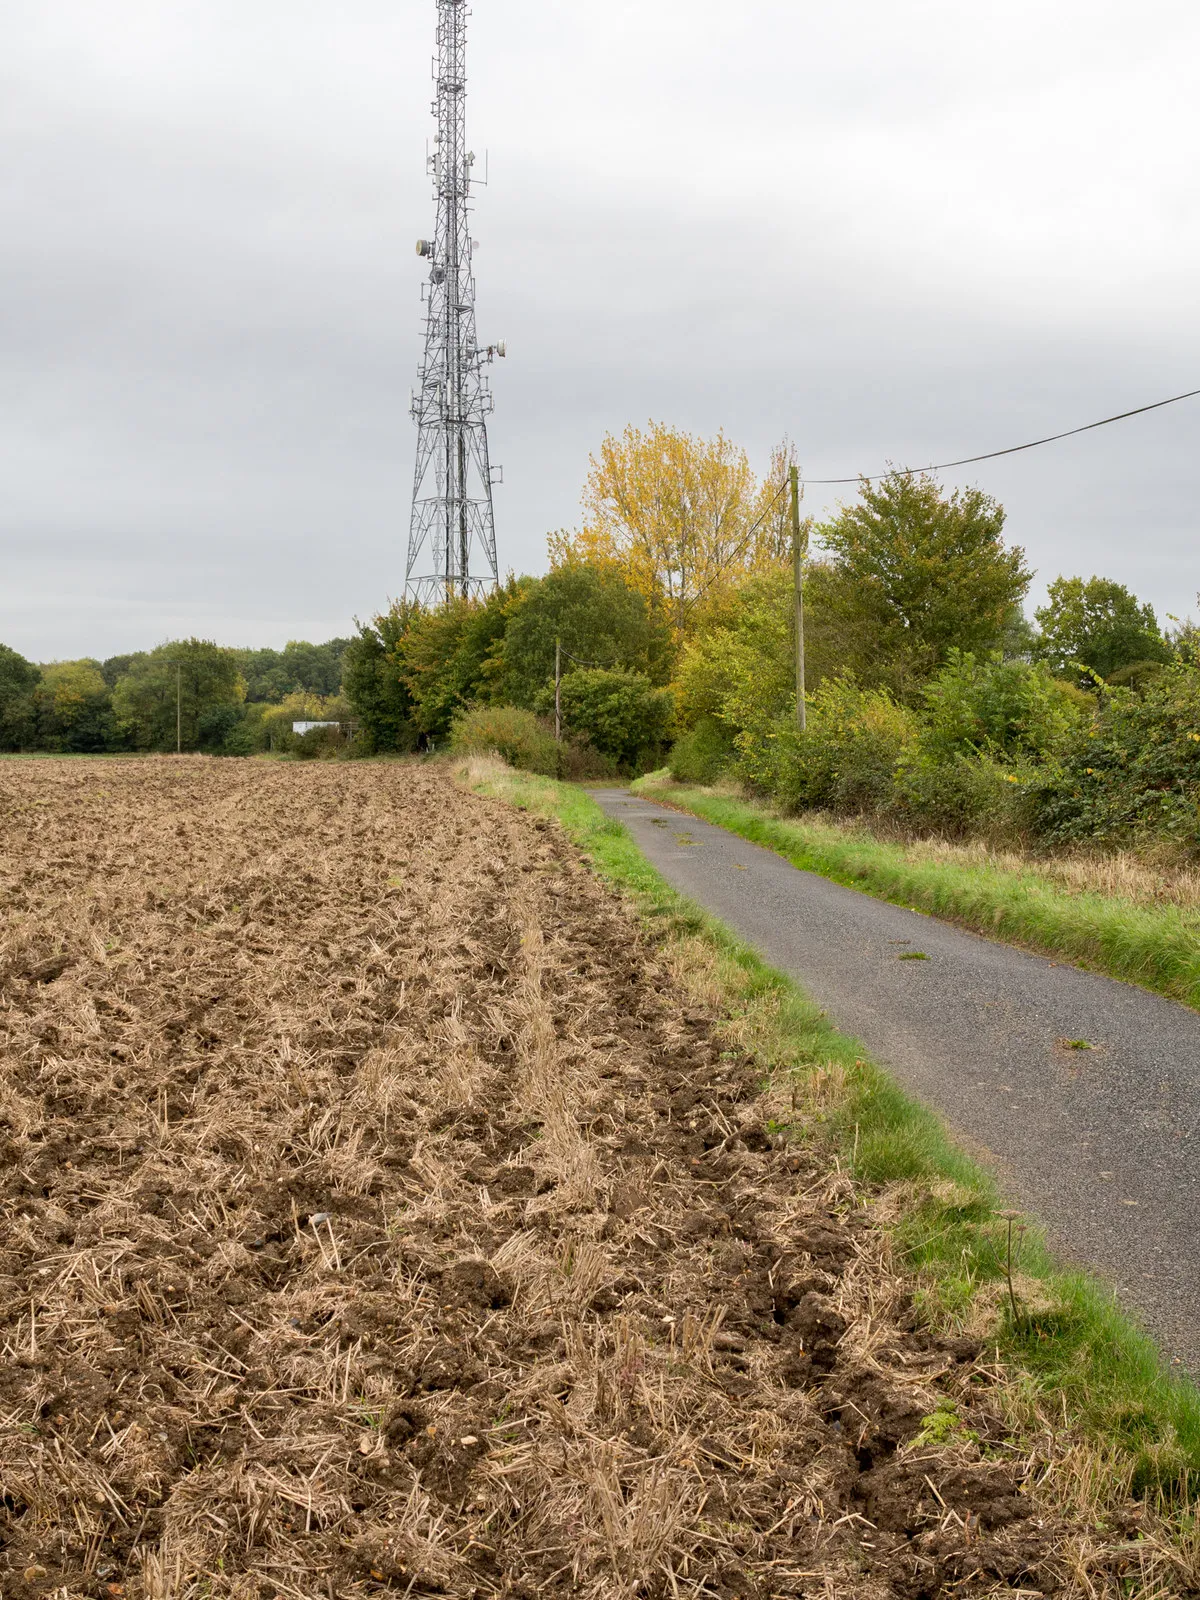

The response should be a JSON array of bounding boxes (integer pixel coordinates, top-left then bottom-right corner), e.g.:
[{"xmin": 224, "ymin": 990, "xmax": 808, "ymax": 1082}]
[
  {"xmin": 1036, "ymin": 663, "xmax": 1200, "ymax": 849},
  {"xmin": 816, "ymin": 471, "xmax": 1031, "ymax": 696},
  {"xmin": 450, "ymin": 706, "xmax": 558, "ymax": 776},
  {"xmin": 669, "ymin": 716, "xmax": 735, "ymax": 784},
  {"xmin": 749, "ymin": 679, "xmax": 918, "ymax": 815},
  {"xmin": 557, "ymin": 669, "xmax": 674, "ymax": 770},
  {"xmin": 920, "ymin": 650, "xmax": 1083, "ymax": 763}
]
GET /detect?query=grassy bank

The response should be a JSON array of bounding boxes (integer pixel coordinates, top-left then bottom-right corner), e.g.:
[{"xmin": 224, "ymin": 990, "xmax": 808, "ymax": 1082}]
[
  {"xmin": 460, "ymin": 756, "xmax": 1200, "ymax": 1531},
  {"xmin": 634, "ymin": 774, "xmax": 1200, "ymax": 1013}
]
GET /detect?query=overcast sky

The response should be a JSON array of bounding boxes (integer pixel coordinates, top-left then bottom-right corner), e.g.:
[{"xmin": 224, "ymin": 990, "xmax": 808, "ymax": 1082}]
[{"xmin": 2, "ymin": 0, "xmax": 1198, "ymax": 661}]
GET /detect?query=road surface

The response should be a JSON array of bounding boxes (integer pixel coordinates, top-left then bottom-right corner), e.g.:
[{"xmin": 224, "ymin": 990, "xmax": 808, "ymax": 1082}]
[{"xmin": 590, "ymin": 788, "xmax": 1200, "ymax": 1373}]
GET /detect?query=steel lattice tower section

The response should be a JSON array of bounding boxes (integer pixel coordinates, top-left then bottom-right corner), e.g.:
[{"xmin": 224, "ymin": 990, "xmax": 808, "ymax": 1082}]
[{"xmin": 406, "ymin": 0, "xmax": 504, "ymax": 604}]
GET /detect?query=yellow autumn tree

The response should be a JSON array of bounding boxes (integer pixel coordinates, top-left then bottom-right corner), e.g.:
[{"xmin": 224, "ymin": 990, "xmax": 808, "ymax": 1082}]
[{"xmin": 550, "ymin": 423, "xmax": 795, "ymax": 634}]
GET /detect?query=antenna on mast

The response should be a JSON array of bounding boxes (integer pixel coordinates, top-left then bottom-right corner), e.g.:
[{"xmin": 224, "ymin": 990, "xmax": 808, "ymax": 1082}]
[{"xmin": 406, "ymin": 0, "xmax": 506, "ymax": 605}]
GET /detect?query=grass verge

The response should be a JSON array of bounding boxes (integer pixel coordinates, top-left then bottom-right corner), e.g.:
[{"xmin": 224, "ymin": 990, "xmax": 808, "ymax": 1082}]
[
  {"xmin": 633, "ymin": 773, "xmax": 1200, "ymax": 1013},
  {"xmin": 461, "ymin": 757, "xmax": 1200, "ymax": 1514}
]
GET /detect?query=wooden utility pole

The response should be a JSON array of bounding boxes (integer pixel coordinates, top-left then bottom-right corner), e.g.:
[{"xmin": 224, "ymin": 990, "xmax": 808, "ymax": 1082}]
[
  {"xmin": 554, "ymin": 638, "xmax": 562, "ymax": 744},
  {"xmin": 176, "ymin": 662, "xmax": 182, "ymax": 755},
  {"xmin": 790, "ymin": 465, "xmax": 806, "ymax": 731}
]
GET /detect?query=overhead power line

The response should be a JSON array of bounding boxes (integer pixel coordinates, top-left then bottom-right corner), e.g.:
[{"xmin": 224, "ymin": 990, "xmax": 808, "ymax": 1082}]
[{"xmin": 803, "ymin": 385, "xmax": 1200, "ymax": 486}]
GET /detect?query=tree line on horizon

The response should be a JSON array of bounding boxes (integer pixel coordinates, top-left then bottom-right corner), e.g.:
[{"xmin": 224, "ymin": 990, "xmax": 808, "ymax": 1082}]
[
  {"xmin": 0, "ymin": 638, "xmax": 351, "ymax": 756},
  {"xmin": 1, "ymin": 419, "xmax": 1194, "ymax": 850}
]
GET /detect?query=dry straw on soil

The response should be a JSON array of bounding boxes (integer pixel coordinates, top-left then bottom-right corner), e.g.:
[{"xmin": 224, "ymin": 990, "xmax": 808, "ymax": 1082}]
[{"xmin": 0, "ymin": 760, "xmax": 1178, "ymax": 1597}]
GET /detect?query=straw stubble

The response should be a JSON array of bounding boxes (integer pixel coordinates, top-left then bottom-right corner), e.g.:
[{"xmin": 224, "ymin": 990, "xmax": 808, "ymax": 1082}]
[{"xmin": 0, "ymin": 759, "xmax": 1151, "ymax": 1597}]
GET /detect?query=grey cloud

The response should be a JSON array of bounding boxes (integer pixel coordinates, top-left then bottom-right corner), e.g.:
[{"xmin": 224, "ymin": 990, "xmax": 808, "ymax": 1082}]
[{"xmin": 2, "ymin": 0, "xmax": 1198, "ymax": 660}]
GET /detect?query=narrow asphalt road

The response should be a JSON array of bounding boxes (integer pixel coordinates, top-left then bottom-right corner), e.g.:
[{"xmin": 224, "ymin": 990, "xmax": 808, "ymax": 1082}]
[{"xmin": 589, "ymin": 788, "xmax": 1200, "ymax": 1374}]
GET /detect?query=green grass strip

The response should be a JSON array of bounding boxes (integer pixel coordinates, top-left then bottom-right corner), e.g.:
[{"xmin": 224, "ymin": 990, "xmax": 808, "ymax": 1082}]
[
  {"xmin": 633, "ymin": 776, "xmax": 1200, "ymax": 1013},
  {"xmin": 464, "ymin": 762, "xmax": 1200, "ymax": 1499}
]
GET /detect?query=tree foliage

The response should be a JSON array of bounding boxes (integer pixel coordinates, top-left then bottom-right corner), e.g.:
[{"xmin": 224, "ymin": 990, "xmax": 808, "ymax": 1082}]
[
  {"xmin": 0, "ymin": 643, "xmax": 40, "ymax": 750},
  {"xmin": 1034, "ymin": 575, "xmax": 1169, "ymax": 684},
  {"xmin": 672, "ymin": 560, "xmax": 878, "ymax": 745},
  {"xmin": 919, "ymin": 650, "xmax": 1083, "ymax": 763},
  {"xmin": 101, "ymin": 654, "xmax": 140, "ymax": 689},
  {"xmin": 674, "ymin": 566, "xmax": 797, "ymax": 739},
  {"xmin": 341, "ymin": 608, "xmax": 419, "ymax": 755},
  {"xmin": 550, "ymin": 423, "xmax": 793, "ymax": 633},
  {"xmin": 401, "ymin": 584, "xmax": 523, "ymax": 738},
  {"xmin": 816, "ymin": 472, "xmax": 1032, "ymax": 695},
  {"xmin": 1037, "ymin": 662, "xmax": 1200, "ymax": 847},
  {"xmin": 557, "ymin": 668, "xmax": 674, "ymax": 770},
  {"xmin": 111, "ymin": 641, "xmax": 245, "ymax": 752},
  {"xmin": 238, "ymin": 639, "xmax": 351, "ymax": 703},
  {"xmin": 500, "ymin": 563, "xmax": 670, "ymax": 708},
  {"xmin": 34, "ymin": 660, "xmax": 114, "ymax": 752}
]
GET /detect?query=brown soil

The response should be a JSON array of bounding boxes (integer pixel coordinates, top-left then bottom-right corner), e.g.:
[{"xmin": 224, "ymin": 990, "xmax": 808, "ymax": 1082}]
[{"xmin": 0, "ymin": 760, "xmax": 1129, "ymax": 1597}]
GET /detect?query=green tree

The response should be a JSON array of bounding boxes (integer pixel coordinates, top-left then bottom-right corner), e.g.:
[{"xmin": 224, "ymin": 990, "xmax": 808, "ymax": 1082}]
[
  {"xmin": 101, "ymin": 653, "xmax": 141, "ymax": 689},
  {"xmin": 1034, "ymin": 574, "xmax": 1170, "ymax": 683},
  {"xmin": 1037, "ymin": 662, "xmax": 1200, "ymax": 846},
  {"xmin": 920, "ymin": 650, "xmax": 1083, "ymax": 762},
  {"xmin": 402, "ymin": 583, "xmax": 528, "ymax": 739},
  {"xmin": 237, "ymin": 648, "xmax": 290, "ymax": 703},
  {"xmin": 675, "ymin": 566, "xmax": 796, "ymax": 738},
  {"xmin": 0, "ymin": 643, "xmax": 40, "ymax": 750},
  {"xmin": 501, "ymin": 562, "xmax": 672, "ymax": 708},
  {"xmin": 557, "ymin": 668, "xmax": 675, "ymax": 769},
  {"xmin": 281, "ymin": 638, "xmax": 350, "ymax": 697},
  {"xmin": 342, "ymin": 606, "xmax": 420, "ymax": 753},
  {"xmin": 817, "ymin": 472, "xmax": 1032, "ymax": 695},
  {"xmin": 673, "ymin": 560, "xmax": 877, "ymax": 748},
  {"xmin": 238, "ymin": 638, "xmax": 351, "ymax": 702},
  {"xmin": 33, "ymin": 660, "xmax": 114, "ymax": 751},
  {"xmin": 111, "ymin": 640, "xmax": 245, "ymax": 751}
]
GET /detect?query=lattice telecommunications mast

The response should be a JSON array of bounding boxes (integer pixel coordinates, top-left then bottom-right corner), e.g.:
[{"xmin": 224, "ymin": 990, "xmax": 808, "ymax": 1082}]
[{"xmin": 406, "ymin": 0, "xmax": 504, "ymax": 604}]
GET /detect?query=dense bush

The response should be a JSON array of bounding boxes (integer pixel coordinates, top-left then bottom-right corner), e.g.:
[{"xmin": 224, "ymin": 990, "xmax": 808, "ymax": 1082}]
[
  {"xmin": 257, "ymin": 695, "xmax": 355, "ymax": 757},
  {"xmin": 450, "ymin": 705, "xmax": 559, "ymax": 776},
  {"xmin": 555, "ymin": 738, "xmax": 619, "ymax": 782},
  {"xmin": 747, "ymin": 680, "xmax": 918, "ymax": 816},
  {"xmin": 293, "ymin": 724, "xmax": 349, "ymax": 761},
  {"xmin": 881, "ymin": 652, "xmax": 1082, "ymax": 840},
  {"xmin": 706, "ymin": 651, "xmax": 1200, "ymax": 852},
  {"xmin": 894, "ymin": 751, "xmax": 1036, "ymax": 840},
  {"xmin": 557, "ymin": 668, "xmax": 674, "ymax": 771},
  {"xmin": 1036, "ymin": 664, "xmax": 1200, "ymax": 849},
  {"xmin": 715, "ymin": 656, "xmax": 1085, "ymax": 843},
  {"xmin": 920, "ymin": 651, "xmax": 1083, "ymax": 763},
  {"xmin": 669, "ymin": 716, "xmax": 734, "ymax": 784}
]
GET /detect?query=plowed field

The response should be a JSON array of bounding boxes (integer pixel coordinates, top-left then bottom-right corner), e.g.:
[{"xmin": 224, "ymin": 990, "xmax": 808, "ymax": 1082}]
[{"xmin": 0, "ymin": 760, "xmax": 1125, "ymax": 1597}]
